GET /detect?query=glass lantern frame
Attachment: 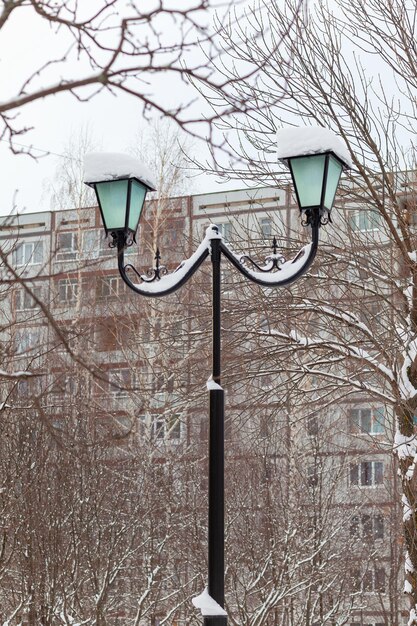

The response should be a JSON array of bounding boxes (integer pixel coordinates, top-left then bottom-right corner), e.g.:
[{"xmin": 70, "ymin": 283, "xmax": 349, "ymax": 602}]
[
  {"xmin": 287, "ymin": 151, "xmax": 344, "ymax": 218},
  {"xmin": 89, "ymin": 176, "xmax": 152, "ymax": 238}
]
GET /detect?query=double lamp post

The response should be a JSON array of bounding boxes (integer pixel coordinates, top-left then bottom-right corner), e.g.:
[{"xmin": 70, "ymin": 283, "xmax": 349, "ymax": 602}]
[{"xmin": 84, "ymin": 127, "xmax": 350, "ymax": 626}]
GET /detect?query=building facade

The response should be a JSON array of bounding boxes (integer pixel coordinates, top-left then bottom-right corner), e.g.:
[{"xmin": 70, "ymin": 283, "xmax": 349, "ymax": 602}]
[{"xmin": 0, "ymin": 183, "xmax": 404, "ymax": 625}]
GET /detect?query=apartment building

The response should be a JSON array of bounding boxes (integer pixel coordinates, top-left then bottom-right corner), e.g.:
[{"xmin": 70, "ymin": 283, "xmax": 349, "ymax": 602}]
[{"xmin": 0, "ymin": 183, "xmax": 405, "ymax": 625}]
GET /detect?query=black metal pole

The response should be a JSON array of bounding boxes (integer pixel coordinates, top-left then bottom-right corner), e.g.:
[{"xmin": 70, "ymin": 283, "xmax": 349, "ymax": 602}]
[{"xmin": 205, "ymin": 237, "xmax": 227, "ymax": 626}]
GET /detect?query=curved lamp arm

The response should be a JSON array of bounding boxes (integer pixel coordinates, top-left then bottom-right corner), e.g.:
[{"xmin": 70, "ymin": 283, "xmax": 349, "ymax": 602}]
[
  {"xmin": 116, "ymin": 218, "xmax": 320, "ymax": 297},
  {"xmin": 116, "ymin": 228, "xmax": 212, "ymax": 298},
  {"xmin": 220, "ymin": 216, "xmax": 319, "ymax": 288}
]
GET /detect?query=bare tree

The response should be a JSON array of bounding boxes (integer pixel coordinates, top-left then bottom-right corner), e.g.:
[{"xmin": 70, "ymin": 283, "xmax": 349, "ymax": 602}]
[
  {"xmin": 0, "ymin": 0, "xmax": 306, "ymax": 152},
  {"xmin": 130, "ymin": 118, "xmax": 194, "ymax": 199},
  {"xmin": 196, "ymin": 0, "xmax": 417, "ymax": 619},
  {"xmin": 47, "ymin": 125, "xmax": 99, "ymax": 210}
]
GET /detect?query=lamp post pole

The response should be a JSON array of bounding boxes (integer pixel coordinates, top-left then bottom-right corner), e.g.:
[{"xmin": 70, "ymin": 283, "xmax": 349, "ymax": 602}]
[
  {"xmin": 207, "ymin": 236, "xmax": 226, "ymax": 626},
  {"xmin": 85, "ymin": 132, "xmax": 350, "ymax": 624}
]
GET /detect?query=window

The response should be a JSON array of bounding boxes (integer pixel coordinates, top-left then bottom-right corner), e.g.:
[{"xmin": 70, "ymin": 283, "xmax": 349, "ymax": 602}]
[
  {"xmin": 82, "ymin": 230, "xmax": 97, "ymax": 258},
  {"xmin": 98, "ymin": 275, "xmax": 125, "ymax": 299},
  {"xmin": 350, "ymin": 513, "xmax": 384, "ymax": 540},
  {"xmin": 170, "ymin": 320, "xmax": 185, "ymax": 355},
  {"xmin": 307, "ymin": 465, "xmax": 319, "ymax": 487},
  {"xmin": 51, "ymin": 374, "xmax": 77, "ymax": 397},
  {"xmin": 16, "ymin": 379, "xmax": 30, "ymax": 397},
  {"xmin": 259, "ymin": 414, "xmax": 271, "ymax": 438},
  {"xmin": 57, "ymin": 232, "xmax": 79, "ymax": 260},
  {"xmin": 349, "ymin": 407, "xmax": 385, "ymax": 434},
  {"xmin": 153, "ymin": 417, "xmax": 166, "ymax": 441},
  {"xmin": 363, "ymin": 567, "xmax": 386, "ymax": 593},
  {"xmin": 141, "ymin": 320, "xmax": 151, "ymax": 343},
  {"xmin": 167, "ymin": 414, "xmax": 181, "ymax": 440},
  {"xmin": 349, "ymin": 210, "xmax": 381, "ymax": 232},
  {"xmin": 171, "ymin": 320, "xmax": 183, "ymax": 341},
  {"xmin": 152, "ymin": 414, "xmax": 182, "ymax": 442},
  {"xmin": 217, "ymin": 222, "xmax": 232, "ymax": 240},
  {"xmin": 15, "ymin": 287, "xmax": 41, "ymax": 311},
  {"xmin": 350, "ymin": 567, "xmax": 386, "ymax": 594},
  {"xmin": 99, "ymin": 234, "xmax": 113, "ymax": 257},
  {"xmin": 350, "ymin": 461, "xmax": 383, "ymax": 487},
  {"xmin": 137, "ymin": 414, "xmax": 147, "ymax": 438},
  {"xmin": 260, "ymin": 217, "xmax": 272, "ymax": 239},
  {"xmin": 58, "ymin": 278, "xmax": 79, "ymax": 303},
  {"xmin": 13, "ymin": 241, "xmax": 43, "ymax": 266},
  {"xmin": 14, "ymin": 328, "xmax": 40, "ymax": 354},
  {"xmin": 109, "ymin": 369, "xmax": 131, "ymax": 397},
  {"xmin": 306, "ymin": 413, "xmax": 319, "ymax": 436}
]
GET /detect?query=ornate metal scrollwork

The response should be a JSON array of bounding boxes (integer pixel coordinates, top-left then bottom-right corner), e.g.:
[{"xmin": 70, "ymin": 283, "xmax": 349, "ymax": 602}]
[
  {"xmin": 114, "ymin": 221, "xmax": 319, "ymax": 297},
  {"xmin": 125, "ymin": 248, "xmax": 168, "ymax": 283},
  {"xmin": 301, "ymin": 208, "xmax": 332, "ymax": 228},
  {"xmin": 239, "ymin": 237, "xmax": 286, "ymax": 273},
  {"xmin": 109, "ymin": 230, "xmax": 136, "ymax": 248}
]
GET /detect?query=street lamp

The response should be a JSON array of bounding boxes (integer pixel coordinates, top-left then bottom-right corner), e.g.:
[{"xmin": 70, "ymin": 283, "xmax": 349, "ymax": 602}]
[
  {"xmin": 84, "ymin": 128, "xmax": 350, "ymax": 626},
  {"xmin": 85, "ymin": 153, "xmax": 156, "ymax": 240}
]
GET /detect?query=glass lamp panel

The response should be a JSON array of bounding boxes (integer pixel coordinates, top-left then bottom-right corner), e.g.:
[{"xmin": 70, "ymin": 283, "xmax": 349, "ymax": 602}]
[
  {"xmin": 128, "ymin": 179, "xmax": 147, "ymax": 232},
  {"xmin": 323, "ymin": 155, "xmax": 343, "ymax": 210},
  {"xmin": 290, "ymin": 155, "xmax": 326, "ymax": 208},
  {"xmin": 96, "ymin": 179, "xmax": 129, "ymax": 231}
]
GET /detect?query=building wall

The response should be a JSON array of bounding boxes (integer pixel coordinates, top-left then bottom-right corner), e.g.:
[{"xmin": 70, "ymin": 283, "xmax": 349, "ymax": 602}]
[{"xmin": 0, "ymin": 185, "xmax": 404, "ymax": 626}]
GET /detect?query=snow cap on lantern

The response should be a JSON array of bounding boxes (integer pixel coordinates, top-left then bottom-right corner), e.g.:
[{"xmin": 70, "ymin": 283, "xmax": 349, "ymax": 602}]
[{"xmin": 84, "ymin": 152, "xmax": 157, "ymax": 237}]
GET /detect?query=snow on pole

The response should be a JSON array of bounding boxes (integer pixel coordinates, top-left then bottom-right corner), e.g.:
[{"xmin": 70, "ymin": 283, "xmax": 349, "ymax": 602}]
[
  {"xmin": 192, "ymin": 588, "xmax": 228, "ymax": 617},
  {"xmin": 206, "ymin": 376, "xmax": 223, "ymax": 391}
]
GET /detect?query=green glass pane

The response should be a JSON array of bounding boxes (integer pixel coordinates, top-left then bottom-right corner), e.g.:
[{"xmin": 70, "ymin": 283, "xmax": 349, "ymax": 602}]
[
  {"xmin": 96, "ymin": 180, "xmax": 129, "ymax": 230},
  {"xmin": 324, "ymin": 155, "xmax": 343, "ymax": 210},
  {"xmin": 290, "ymin": 155, "xmax": 326, "ymax": 208},
  {"xmin": 128, "ymin": 180, "xmax": 147, "ymax": 232}
]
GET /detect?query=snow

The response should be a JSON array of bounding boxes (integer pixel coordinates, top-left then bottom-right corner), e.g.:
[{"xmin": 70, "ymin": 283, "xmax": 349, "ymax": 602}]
[
  {"xmin": 408, "ymin": 607, "xmax": 417, "ymax": 626},
  {"xmin": 394, "ymin": 430, "xmax": 417, "ymax": 460},
  {"xmin": 400, "ymin": 339, "xmax": 417, "ymax": 400},
  {"xmin": 125, "ymin": 223, "xmax": 315, "ymax": 294},
  {"xmin": 288, "ymin": 328, "xmax": 395, "ymax": 382},
  {"xmin": 130, "ymin": 226, "xmax": 219, "ymax": 295},
  {"xmin": 405, "ymin": 551, "xmax": 414, "ymax": 573},
  {"xmin": 405, "ymin": 579, "xmax": 413, "ymax": 594},
  {"xmin": 229, "ymin": 243, "xmax": 316, "ymax": 284},
  {"xmin": 207, "ymin": 376, "xmax": 223, "ymax": 391},
  {"xmin": 0, "ymin": 369, "xmax": 32, "ymax": 379},
  {"xmin": 84, "ymin": 152, "xmax": 157, "ymax": 190},
  {"xmin": 192, "ymin": 588, "xmax": 227, "ymax": 617},
  {"xmin": 276, "ymin": 126, "xmax": 352, "ymax": 169},
  {"xmin": 406, "ymin": 461, "xmax": 416, "ymax": 481},
  {"xmin": 402, "ymin": 494, "xmax": 412, "ymax": 522},
  {"xmin": 298, "ymin": 302, "xmax": 372, "ymax": 336}
]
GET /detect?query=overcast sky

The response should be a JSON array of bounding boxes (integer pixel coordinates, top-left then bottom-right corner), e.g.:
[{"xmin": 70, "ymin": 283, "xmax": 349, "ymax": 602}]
[{"xmin": 0, "ymin": 1, "xmax": 246, "ymax": 217}]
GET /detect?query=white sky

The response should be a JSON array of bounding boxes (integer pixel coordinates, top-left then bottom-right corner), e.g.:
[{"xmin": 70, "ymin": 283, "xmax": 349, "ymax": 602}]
[
  {"xmin": 0, "ymin": 1, "xmax": 246, "ymax": 217},
  {"xmin": 0, "ymin": 1, "xmax": 403, "ymax": 218}
]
